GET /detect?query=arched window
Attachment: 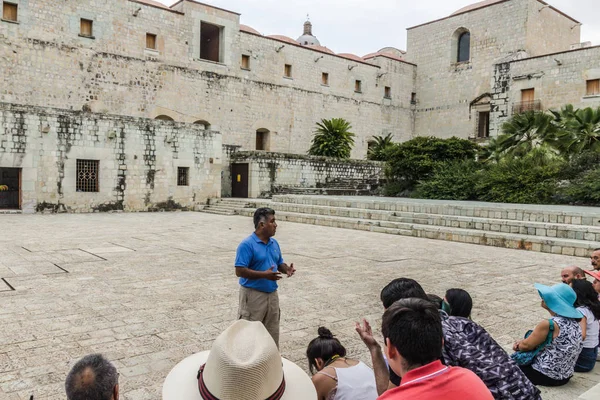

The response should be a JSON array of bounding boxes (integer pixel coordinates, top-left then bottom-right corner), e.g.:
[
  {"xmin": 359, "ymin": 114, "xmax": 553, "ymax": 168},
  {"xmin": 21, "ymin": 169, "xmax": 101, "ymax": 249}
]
[
  {"xmin": 155, "ymin": 115, "xmax": 174, "ymax": 121},
  {"xmin": 193, "ymin": 120, "xmax": 211, "ymax": 130},
  {"xmin": 256, "ymin": 128, "xmax": 270, "ymax": 151},
  {"xmin": 457, "ymin": 32, "xmax": 470, "ymax": 63}
]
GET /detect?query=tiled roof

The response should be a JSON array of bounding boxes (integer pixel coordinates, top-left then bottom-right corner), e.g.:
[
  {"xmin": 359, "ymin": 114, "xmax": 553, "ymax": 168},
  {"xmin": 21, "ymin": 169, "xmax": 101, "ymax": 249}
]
[
  {"xmin": 306, "ymin": 44, "xmax": 334, "ymax": 54},
  {"xmin": 337, "ymin": 53, "xmax": 365, "ymax": 62},
  {"xmin": 266, "ymin": 35, "xmax": 298, "ymax": 45},
  {"xmin": 133, "ymin": 0, "xmax": 172, "ymax": 10},
  {"xmin": 240, "ymin": 24, "xmax": 261, "ymax": 35},
  {"xmin": 363, "ymin": 51, "xmax": 404, "ymax": 62}
]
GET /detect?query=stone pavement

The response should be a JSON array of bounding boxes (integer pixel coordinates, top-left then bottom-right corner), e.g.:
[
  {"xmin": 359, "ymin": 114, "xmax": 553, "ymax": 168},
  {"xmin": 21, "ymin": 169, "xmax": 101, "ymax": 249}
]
[{"xmin": 0, "ymin": 212, "xmax": 598, "ymax": 399}]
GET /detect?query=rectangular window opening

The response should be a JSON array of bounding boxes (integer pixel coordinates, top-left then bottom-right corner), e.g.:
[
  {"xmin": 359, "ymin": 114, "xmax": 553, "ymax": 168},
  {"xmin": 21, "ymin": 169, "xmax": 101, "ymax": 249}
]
[
  {"xmin": 146, "ymin": 33, "xmax": 157, "ymax": 50},
  {"xmin": 177, "ymin": 167, "xmax": 189, "ymax": 186},
  {"xmin": 411, "ymin": 92, "xmax": 417, "ymax": 104},
  {"xmin": 284, "ymin": 64, "xmax": 292, "ymax": 78},
  {"xmin": 76, "ymin": 160, "xmax": 99, "ymax": 192},
  {"xmin": 256, "ymin": 131, "xmax": 269, "ymax": 151},
  {"xmin": 200, "ymin": 22, "xmax": 222, "ymax": 62},
  {"xmin": 80, "ymin": 19, "xmax": 93, "ymax": 37},
  {"xmin": 2, "ymin": 2, "xmax": 17, "ymax": 22},
  {"xmin": 241, "ymin": 54, "xmax": 250, "ymax": 70},
  {"xmin": 322, "ymin": 72, "xmax": 329, "ymax": 85},
  {"xmin": 586, "ymin": 79, "xmax": 600, "ymax": 96},
  {"xmin": 384, "ymin": 86, "xmax": 391, "ymax": 98},
  {"xmin": 355, "ymin": 80, "xmax": 362, "ymax": 93},
  {"xmin": 477, "ymin": 112, "xmax": 490, "ymax": 138}
]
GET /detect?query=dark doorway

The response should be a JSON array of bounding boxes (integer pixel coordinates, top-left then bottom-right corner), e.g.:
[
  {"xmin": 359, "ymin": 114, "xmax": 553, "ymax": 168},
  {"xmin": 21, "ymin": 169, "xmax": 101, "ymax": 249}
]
[
  {"xmin": 231, "ymin": 163, "xmax": 249, "ymax": 198},
  {"xmin": 0, "ymin": 167, "xmax": 21, "ymax": 209},
  {"xmin": 477, "ymin": 111, "xmax": 490, "ymax": 138},
  {"xmin": 200, "ymin": 22, "xmax": 221, "ymax": 62}
]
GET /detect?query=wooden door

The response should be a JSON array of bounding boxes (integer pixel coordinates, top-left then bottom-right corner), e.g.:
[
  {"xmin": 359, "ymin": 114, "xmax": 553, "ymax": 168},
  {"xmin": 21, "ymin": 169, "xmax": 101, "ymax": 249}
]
[
  {"xmin": 231, "ymin": 163, "xmax": 249, "ymax": 198},
  {"xmin": 521, "ymin": 88, "xmax": 535, "ymax": 103}
]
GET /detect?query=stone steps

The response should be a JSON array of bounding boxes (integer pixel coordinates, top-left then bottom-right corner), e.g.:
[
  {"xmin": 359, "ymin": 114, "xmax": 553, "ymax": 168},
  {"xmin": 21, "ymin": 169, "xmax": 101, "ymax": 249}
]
[
  {"xmin": 237, "ymin": 207, "xmax": 599, "ymax": 256},
  {"xmin": 259, "ymin": 201, "xmax": 600, "ymax": 242}
]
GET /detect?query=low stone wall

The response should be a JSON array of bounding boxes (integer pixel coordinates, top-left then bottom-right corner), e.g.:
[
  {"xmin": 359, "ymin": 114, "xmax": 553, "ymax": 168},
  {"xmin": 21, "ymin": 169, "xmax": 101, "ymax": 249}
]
[
  {"xmin": 0, "ymin": 102, "xmax": 222, "ymax": 213},
  {"xmin": 229, "ymin": 151, "xmax": 384, "ymax": 198}
]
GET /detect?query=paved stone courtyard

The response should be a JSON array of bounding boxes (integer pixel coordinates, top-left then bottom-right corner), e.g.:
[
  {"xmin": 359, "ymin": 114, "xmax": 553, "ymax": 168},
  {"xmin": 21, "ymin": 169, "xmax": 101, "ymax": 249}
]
[{"xmin": 0, "ymin": 212, "xmax": 599, "ymax": 399}]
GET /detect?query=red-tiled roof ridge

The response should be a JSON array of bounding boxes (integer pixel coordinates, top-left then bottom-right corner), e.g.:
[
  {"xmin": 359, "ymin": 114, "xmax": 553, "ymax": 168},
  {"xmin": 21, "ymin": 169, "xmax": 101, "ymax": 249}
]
[
  {"xmin": 240, "ymin": 24, "xmax": 261, "ymax": 35},
  {"xmin": 337, "ymin": 53, "xmax": 365, "ymax": 62},
  {"xmin": 266, "ymin": 35, "xmax": 298, "ymax": 45},
  {"xmin": 306, "ymin": 44, "xmax": 335, "ymax": 54}
]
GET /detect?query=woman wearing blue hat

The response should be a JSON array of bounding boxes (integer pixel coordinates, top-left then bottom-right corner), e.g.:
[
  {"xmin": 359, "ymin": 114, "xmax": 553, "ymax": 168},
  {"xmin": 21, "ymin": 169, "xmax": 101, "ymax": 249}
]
[{"xmin": 512, "ymin": 283, "xmax": 583, "ymax": 386}]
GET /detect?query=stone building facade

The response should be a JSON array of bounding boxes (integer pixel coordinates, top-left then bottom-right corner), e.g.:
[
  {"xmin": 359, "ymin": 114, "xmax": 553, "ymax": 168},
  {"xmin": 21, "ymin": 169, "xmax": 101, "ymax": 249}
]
[{"xmin": 0, "ymin": 0, "xmax": 599, "ymax": 211}]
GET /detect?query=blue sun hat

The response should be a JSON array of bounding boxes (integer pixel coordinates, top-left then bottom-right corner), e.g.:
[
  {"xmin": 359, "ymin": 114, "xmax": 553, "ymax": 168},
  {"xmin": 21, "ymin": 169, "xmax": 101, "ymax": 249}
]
[{"xmin": 534, "ymin": 283, "xmax": 583, "ymax": 319}]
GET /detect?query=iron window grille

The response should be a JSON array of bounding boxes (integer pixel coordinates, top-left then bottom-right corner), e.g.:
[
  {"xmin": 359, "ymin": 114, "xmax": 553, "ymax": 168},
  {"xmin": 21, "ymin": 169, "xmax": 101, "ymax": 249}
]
[
  {"xmin": 76, "ymin": 160, "xmax": 99, "ymax": 192},
  {"xmin": 178, "ymin": 167, "xmax": 189, "ymax": 186}
]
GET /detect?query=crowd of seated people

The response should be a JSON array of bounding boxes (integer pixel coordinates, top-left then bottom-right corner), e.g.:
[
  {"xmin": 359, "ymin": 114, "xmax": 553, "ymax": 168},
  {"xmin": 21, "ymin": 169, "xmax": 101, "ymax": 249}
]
[{"xmin": 64, "ymin": 251, "xmax": 600, "ymax": 400}]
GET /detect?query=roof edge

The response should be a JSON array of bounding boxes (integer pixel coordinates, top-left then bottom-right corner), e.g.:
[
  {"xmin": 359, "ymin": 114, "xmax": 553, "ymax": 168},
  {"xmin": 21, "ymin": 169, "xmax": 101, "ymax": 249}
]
[
  {"xmin": 509, "ymin": 44, "xmax": 600, "ymax": 63},
  {"xmin": 129, "ymin": 0, "xmax": 184, "ymax": 15},
  {"xmin": 537, "ymin": 0, "xmax": 579, "ymax": 24},
  {"xmin": 407, "ymin": 0, "xmax": 511, "ymax": 30},
  {"xmin": 363, "ymin": 53, "xmax": 417, "ymax": 67},
  {"xmin": 172, "ymin": 0, "xmax": 241, "ymax": 15},
  {"xmin": 239, "ymin": 31, "xmax": 381, "ymax": 68}
]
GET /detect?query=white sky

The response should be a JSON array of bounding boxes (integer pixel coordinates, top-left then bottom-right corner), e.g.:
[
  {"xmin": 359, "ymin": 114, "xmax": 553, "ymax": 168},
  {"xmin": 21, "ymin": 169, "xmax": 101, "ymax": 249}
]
[{"xmin": 157, "ymin": 0, "xmax": 600, "ymax": 56}]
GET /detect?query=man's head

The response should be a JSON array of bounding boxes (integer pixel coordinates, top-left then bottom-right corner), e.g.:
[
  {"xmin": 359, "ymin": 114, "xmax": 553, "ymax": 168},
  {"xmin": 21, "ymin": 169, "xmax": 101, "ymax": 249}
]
[
  {"xmin": 65, "ymin": 354, "xmax": 119, "ymax": 400},
  {"xmin": 591, "ymin": 249, "xmax": 600, "ymax": 271},
  {"xmin": 253, "ymin": 208, "xmax": 277, "ymax": 237},
  {"xmin": 380, "ymin": 278, "xmax": 428, "ymax": 309},
  {"xmin": 561, "ymin": 266, "xmax": 585, "ymax": 284},
  {"xmin": 382, "ymin": 298, "xmax": 443, "ymax": 378}
]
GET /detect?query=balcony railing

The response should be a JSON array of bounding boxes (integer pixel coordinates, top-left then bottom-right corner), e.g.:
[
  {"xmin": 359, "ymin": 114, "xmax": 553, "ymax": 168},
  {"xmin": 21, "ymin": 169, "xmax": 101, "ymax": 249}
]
[{"xmin": 512, "ymin": 100, "xmax": 542, "ymax": 114}]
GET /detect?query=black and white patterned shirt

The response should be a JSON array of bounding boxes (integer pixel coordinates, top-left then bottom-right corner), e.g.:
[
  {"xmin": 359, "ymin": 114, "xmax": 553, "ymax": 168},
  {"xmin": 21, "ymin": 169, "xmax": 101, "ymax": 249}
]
[{"xmin": 532, "ymin": 316, "xmax": 583, "ymax": 380}]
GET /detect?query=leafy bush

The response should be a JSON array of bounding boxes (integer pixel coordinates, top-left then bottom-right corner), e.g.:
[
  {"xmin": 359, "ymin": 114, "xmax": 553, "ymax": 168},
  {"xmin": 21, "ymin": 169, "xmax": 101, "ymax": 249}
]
[
  {"xmin": 384, "ymin": 136, "xmax": 480, "ymax": 194},
  {"xmin": 475, "ymin": 152, "xmax": 565, "ymax": 204},
  {"xmin": 413, "ymin": 160, "xmax": 482, "ymax": 200},
  {"xmin": 367, "ymin": 133, "xmax": 395, "ymax": 161},
  {"xmin": 559, "ymin": 167, "xmax": 600, "ymax": 206},
  {"xmin": 308, "ymin": 118, "xmax": 355, "ymax": 159}
]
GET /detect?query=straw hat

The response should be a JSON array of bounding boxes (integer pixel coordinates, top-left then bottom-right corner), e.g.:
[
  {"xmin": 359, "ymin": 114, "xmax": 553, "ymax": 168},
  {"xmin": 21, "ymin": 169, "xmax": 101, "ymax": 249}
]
[
  {"xmin": 535, "ymin": 283, "xmax": 583, "ymax": 319},
  {"xmin": 163, "ymin": 320, "xmax": 317, "ymax": 400}
]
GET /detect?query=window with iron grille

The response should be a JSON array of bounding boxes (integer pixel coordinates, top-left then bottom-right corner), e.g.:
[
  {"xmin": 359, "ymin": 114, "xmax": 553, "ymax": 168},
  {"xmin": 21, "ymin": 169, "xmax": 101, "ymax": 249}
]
[
  {"xmin": 177, "ymin": 167, "xmax": 189, "ymax": 186},
  {"xmin": 76, "ymin": 160, "xmax": 99, "ymax": 192}
]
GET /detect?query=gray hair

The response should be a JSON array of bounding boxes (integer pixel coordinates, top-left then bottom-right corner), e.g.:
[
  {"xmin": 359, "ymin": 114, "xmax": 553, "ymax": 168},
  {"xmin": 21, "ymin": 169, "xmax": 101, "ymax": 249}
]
[
  {"xmin": 253, "ymin": 207, "xmax": 275, "ymax": 229},
  {"xmin": 65, "ymin": 354, "xmax": 118, "ymax": 400}
]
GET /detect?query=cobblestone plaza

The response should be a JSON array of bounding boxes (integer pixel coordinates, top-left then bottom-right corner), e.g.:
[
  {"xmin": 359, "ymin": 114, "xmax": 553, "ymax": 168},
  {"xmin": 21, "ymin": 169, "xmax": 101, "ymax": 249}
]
[{"xmin": 1, "ymin": 212, "xmax": 599, "ymax": 399}]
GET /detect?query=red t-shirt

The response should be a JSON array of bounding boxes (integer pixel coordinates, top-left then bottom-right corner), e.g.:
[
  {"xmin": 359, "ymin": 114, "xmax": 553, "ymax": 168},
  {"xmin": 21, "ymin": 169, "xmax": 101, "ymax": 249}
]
[{"xmin": 378, "ymin": 360, "xmax": 493, "ymax": 400}]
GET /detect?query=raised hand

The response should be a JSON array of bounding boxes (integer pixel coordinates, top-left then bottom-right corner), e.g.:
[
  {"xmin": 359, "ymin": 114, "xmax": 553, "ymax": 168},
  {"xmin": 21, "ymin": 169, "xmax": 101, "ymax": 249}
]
[
  {"xmin": 287, "ymin": 263, "xmax": 296, "ymax": 277},
  {"xmin": 355, "ymin": 319, "xmax": 380, "ymax": 350}
]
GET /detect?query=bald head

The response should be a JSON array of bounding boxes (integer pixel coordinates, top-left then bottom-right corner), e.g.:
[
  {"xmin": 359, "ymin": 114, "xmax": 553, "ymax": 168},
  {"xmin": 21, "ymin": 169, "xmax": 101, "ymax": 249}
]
[
  {"xmin": 561, "ymin": 266, "xmax": 585, "ymax": 285},
  {"xmin": 591, "ymin": 249, "xmax": 600, "ymax": 271},
  {"xmin": 65, "ymin": 354, "xmax": 118, "ymax": 400}
]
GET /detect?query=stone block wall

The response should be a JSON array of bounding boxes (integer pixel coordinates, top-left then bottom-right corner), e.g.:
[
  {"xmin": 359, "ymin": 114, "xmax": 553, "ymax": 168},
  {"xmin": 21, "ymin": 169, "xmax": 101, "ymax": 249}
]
[
  {"xmin": 0, "ymin": 103, "xmax": 221, "ymax": 213},
  {"xmin": 230, "ymin": 151, "xmax": 383, "ymax": 198},
  {"xmin": 0, "ymin": 0, "xmax": 416, "ymax": 159}
]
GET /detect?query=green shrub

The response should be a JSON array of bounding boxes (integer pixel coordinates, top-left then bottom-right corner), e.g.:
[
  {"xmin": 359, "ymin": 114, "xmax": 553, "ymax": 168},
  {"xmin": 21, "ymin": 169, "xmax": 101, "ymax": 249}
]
[
  {"xmin": 384, "ymin": 136, "xmax": 480, "ymax": 194},
  {"xmin": 559, "ymin": 167, "xmax": 600, "ymax": 206},
  {"xmin": 475, "ymin": 154, "xmax": 565, "ymax": 204},
  {"xmin": 308, "ymin": 118, "xmax": 355, "ymax": 159},
  {"xmin": 412, "ymin": 160, "xmax": 482, "ymax": 200}
]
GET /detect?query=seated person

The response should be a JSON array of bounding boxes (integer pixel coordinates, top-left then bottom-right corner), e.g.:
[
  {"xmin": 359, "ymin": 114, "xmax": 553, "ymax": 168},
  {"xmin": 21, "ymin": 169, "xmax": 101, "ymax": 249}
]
[
  {"xmin": 163, "ymin": 319, "xmax": 316, "ymax": 399},
  {"xmin": 356, "ymin": 278, "xmax": 541, "ymax": 399},
  {"xmin": 427, "ymin": 293, "xmax": 443, "ymax": 309},
  {"xmin": 513, "ymin": 283, "xmax": 583, "ymax": 386},
  {"xmin": 571, "ymin": 279, "xmax": 600, "ymax": 372},
  {"xmin": 65, "ymin": 354, "xmax": 119, "ymax": 400},
  {"xmin": 584, "ymin": 270, "xmax": 600, "ymax": 300},
  {"xmin": 378, "ymin": 298, "xmax": 493, "ymax": 400},
  {"xmin": 561, "ymin": 266, "xmax": 585, "ymax": 284},
  {"xmin": 307, "ymin": 327, "xmax": 378, "ymax": 400},
  {"xmin": 443, "ymin": 288, "xmax": 473, "ymax": 318}
]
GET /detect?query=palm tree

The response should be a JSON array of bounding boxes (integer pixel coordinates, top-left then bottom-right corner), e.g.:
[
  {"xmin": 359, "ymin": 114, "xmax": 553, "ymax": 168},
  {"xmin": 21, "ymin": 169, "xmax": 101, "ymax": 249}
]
[
  {"xmin": 477, "ymin": 136, "xmax": 504, "ymax": 163},
  {"xmin": 551, "ymin": 105, "xmax": 600, "ymax": 156},
  {"xmin": 308, "ymin": 118, "xmax": 355, "ymax": 158},
  {"xmin": 499, "ymin": 111, "xmax": 557, "ymax": 157},
  {"xmin": 367, "ymin": 133, "xmax": 395, "ymax": 161}
]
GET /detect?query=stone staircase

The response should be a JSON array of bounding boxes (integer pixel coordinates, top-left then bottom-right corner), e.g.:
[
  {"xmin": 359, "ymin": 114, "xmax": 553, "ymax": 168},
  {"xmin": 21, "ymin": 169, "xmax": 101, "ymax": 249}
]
[
  {"xmin": 209, "ymin": 195, "xmax": 600, "ymax": 256},
  {"xmin": 198, "ymin": 198, "xmax": 256, "ymax": 215}
]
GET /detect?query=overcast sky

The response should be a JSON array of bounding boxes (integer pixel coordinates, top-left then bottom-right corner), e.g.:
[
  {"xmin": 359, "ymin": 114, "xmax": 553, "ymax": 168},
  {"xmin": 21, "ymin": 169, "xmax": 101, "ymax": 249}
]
[{"xmin": 157, "ymin": 0, "xmax": 600, "ymax": 56}]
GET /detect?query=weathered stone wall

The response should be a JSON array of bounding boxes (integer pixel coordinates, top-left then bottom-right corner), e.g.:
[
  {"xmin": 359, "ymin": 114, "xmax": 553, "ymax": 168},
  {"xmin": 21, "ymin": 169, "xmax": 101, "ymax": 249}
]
[
  {"xmin": 405, "ymin": 0, "xmax": 582, "ymax": 140},
  {"xmin": 230, "ymin": 151, "xmax": 384, "ymax": 198},
  {"xmin": 0, "ymin": 0, "xmax": 415, "ymax": 159},
  {"xmin": 0, "ymin": 103, "xmax": 221, "ymax": 213}
]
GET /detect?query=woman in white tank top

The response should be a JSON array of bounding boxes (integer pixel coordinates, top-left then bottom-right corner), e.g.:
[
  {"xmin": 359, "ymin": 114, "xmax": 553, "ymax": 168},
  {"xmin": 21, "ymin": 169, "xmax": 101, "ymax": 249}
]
[{"xmin": 307, "ymin": 327, "xmax": 378, "ymax": 400}]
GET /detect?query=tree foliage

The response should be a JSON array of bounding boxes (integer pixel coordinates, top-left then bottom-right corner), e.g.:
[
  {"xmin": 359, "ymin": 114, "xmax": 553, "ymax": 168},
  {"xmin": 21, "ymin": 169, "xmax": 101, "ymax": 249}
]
[
  {"xmin": 308, "ymin": 118, "xmax": 355, "ymax": 159},
  {"xmin": 367, "ymin": 133, "xmax": 395, "ymax": 161}
]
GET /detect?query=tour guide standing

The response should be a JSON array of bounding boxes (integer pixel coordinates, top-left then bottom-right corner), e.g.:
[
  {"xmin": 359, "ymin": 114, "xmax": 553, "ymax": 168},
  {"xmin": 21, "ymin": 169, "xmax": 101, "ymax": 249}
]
[{"xmin": 235, "ymin": 208, "xmax": 295, "ymax": 347}]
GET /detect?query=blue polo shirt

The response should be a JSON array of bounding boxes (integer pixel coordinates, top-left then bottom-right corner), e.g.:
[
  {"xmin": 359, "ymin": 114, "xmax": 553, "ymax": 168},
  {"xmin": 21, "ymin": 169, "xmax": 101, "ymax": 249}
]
[{"xmin": 235, "ymin": 233, "xmax": 284, "ymax": 293}]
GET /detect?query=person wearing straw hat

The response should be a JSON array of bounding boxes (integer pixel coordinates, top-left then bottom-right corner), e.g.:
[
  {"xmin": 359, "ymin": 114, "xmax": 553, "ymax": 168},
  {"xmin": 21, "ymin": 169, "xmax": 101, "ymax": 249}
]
[
  {"xmin": 513, "ymin": 283, "xmax": 583, "ymax": 386},
  {"xmin": 235, "ymin": 208, "xmax": 296, "ymax": 348},
  {"xmin": 163, "ymin": 319, "xmax": 317, "ymax": 400}
]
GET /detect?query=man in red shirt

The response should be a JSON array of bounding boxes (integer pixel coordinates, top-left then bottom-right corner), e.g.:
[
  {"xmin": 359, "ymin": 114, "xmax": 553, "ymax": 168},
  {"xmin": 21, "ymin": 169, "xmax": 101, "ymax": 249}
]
[{"xmin": 378, "ymin": 298, "xmax": 493, "ymax": 400}]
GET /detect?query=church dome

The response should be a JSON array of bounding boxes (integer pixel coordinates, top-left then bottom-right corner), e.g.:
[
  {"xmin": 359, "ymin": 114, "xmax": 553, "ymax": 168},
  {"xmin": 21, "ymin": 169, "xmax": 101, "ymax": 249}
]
[{"xmin": 297, "ymin": 19, "xmax": 320, "ymax": 46}]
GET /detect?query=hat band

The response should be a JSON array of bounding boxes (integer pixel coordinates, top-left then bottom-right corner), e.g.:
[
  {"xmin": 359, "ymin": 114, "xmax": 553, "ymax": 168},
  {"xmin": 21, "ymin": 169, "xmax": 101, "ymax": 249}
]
[{"xmin": 197, "ymin": 364, "xmax": 286, "ymax": 400}]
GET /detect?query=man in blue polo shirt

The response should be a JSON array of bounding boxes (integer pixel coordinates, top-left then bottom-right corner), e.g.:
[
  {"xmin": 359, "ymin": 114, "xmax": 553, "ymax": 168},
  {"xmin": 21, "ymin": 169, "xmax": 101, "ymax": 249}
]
[{"xmin": 235, "ymin": 207, "xmax": 295, "ymax": 347}]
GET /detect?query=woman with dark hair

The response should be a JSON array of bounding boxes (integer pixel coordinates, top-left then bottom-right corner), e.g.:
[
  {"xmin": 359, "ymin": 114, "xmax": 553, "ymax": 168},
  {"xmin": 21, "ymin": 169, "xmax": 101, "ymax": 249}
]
[
  {"xmin": 307, "ymin": 327, "xmax": 377, "ymax": 400},
  {"xmin": 443, "ymin": 288, "xmax": 473, "ymax": 318},
  {"xmin": 571, "ymin": 279, "xmax": 600, "ymax": 372}
]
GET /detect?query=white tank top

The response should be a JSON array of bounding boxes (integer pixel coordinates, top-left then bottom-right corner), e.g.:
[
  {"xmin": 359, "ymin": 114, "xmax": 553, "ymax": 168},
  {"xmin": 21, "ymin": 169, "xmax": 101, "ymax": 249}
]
[{"xmin": 332, "ymin": 361, "xmax": 378, "ymax": 400}]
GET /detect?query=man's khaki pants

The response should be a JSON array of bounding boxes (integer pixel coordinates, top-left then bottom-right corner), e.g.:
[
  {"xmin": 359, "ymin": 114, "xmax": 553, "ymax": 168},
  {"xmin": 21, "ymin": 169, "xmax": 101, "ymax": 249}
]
[{"xmin": 238, "ymin": 286, "xmax": 280, "ymax": 347}]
